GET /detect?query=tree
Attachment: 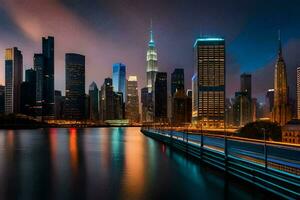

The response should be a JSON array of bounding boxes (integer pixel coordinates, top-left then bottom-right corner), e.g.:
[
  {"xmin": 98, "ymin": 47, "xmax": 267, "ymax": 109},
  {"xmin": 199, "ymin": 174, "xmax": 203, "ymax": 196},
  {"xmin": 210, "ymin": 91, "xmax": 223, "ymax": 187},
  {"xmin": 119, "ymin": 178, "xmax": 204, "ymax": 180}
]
[{"xmin": 237, "ymin": 121, "xmax": 282, "ymax": 141}]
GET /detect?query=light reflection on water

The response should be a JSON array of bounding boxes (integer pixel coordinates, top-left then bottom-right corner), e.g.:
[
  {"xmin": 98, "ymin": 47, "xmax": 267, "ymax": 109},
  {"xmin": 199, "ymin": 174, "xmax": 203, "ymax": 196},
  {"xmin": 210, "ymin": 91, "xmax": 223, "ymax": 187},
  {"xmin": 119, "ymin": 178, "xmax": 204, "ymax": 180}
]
[{"xmin": 0, "ymin": 127, "xmax": 272, "ymax": 200}]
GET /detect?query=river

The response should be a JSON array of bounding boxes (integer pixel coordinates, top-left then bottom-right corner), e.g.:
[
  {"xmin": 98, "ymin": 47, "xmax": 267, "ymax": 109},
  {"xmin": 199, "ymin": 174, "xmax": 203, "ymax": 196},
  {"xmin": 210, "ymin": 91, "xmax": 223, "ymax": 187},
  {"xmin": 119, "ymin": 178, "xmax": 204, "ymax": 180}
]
[{"xmin": 0, "ymin": 127, "xmax": 273, "ymax": 200}]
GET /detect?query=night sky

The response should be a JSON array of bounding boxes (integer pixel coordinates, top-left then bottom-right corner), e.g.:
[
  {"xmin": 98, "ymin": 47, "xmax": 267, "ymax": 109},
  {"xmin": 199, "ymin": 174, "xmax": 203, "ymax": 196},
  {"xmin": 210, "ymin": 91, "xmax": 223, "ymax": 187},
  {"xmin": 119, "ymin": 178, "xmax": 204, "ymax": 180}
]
[{"xmin": 0, "ymin": 0, "xmax": 300, "ymax": 102}]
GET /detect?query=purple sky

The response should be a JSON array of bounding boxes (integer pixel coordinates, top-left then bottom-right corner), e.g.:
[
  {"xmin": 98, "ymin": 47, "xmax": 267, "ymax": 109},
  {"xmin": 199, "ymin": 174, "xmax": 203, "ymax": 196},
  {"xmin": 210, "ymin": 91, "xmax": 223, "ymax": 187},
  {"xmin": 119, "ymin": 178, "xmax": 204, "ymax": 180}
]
[{"xmin": 1, "ymin": 0, "xmax": 300, "ymax": 102}]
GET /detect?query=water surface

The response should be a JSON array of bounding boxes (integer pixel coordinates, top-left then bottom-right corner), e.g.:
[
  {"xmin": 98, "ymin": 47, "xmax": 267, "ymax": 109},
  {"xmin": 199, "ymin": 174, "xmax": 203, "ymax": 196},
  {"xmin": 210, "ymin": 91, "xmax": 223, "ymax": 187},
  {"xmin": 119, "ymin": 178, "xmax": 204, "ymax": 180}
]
[{"xmin": 0, "ymin": 127, "xmax": 273, "ymax": 200}]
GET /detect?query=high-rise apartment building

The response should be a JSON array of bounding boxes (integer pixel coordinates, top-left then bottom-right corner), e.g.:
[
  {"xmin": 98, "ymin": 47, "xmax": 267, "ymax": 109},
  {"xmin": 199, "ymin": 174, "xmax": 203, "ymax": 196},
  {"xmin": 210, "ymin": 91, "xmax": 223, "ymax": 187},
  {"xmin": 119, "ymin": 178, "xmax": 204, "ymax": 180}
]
[
  {"xmin": 5, "ymin": 47, "xmax": 23, "ymax": 114},
  {"xmin": 126, "ymin": 76, "xmax": 140, "ymax": 123},
  {"xmin": 297, "ymin": 67, "xmax": 300, "ymax": 119},
  {"xmin": 192, "ymin": 38, "xmax": 225, "ymax": 128}
]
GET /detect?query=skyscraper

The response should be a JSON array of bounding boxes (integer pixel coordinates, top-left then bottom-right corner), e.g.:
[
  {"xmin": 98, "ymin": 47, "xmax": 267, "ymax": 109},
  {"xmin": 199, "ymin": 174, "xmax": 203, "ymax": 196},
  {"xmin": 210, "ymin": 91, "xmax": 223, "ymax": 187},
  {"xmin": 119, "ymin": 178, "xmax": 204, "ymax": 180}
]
[
  {"xmin": 112, "ymin": 63, "xmax": 126, "ymax": 102},
  {"xmin": 146, "ymin": 23, "xmax": 158, "ymax": 93},
  {"xmin": 42, "ymin": 36, "xmax": 55, "ymax": 119},
  {"xmin": 5, "ymin": 47, "xmax": 23, "ymax": 114},
  {"xmin": 172, "ymin": 90, "xmax": 192, "ymax": 124},
  {"xmin": 154, "ymin": 72, "xmax": 168, "ymax": 121},
  {"xmin": 297, "ymin": 67, "xmax": 300, "ymax": 119},
  {"xmin": 193, "ymin": 38, "xmax": 225, "ymax": 128},
  {"xmin": 54, "ymin": 90, "xmax": 65, "ymax": 119},
  {"xmin": 239, "ymin": 73, "xmax": 252, "ymax": 125},
  {"xmin": 240, "ymin": 73, "xmax": 252, "ymax": 99},
  {"xmin": 272, "ymin": 33, "xmax": 291, "ymax": 126},
  {"xmin": 65, "ymin": 53, "xmax": 85, "ymax": 120},
  {"xmin": 141, "ymin": 87, "xmax": 149, "ymax": 122},
  {"xmin": 20, "ymin": 68, "xmax": 36, "ymax": 116},
  {"xmin": 171, "ymin": 68, "xmax": 184, "ymax": 97},
  {"xmin": 34, "ymin": 53, "xmax": 44, "ymax": 118},
  {"xmin": 89, "ymin": 82, "xmax": 99, "ymax": 120},
  {"xmin": 0, "ymin": 85, "xmax": 4, "ymax": 114},
  {"xmin": 126, "ymin": 76, "xmax": 140, "ymax": 123},
  {"xmin": 265, "ymin": 89, "xmax": 274, "ymax": 118},
  {"xmin": 99, "ymin": 78, "xmax": 114, "ymax": 121}
]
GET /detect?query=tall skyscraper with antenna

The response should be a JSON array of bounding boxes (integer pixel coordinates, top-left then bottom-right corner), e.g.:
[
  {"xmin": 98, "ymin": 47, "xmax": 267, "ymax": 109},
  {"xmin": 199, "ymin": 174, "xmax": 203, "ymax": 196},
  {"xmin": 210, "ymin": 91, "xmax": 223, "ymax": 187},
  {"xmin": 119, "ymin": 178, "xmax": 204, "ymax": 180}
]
[
  {"xmin": 272, "ymin": 31, "xmax": 291, "ymax": 126},
  {"xmin": 143, "ymin": 21, "xmax": 158, "ymax": 121},
  {"xmin": 146, "ymin": 21, "xmax": 158, "ymax": 93}
]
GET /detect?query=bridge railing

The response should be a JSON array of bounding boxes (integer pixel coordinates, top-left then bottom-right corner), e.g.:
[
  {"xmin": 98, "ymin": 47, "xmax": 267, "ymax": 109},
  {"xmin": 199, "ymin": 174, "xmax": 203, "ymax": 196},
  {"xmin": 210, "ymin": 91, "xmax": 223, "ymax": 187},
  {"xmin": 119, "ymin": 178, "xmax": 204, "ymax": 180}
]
[{"xmin": 141, "ymin": 125, "xmax": 300, "ymax": 176}]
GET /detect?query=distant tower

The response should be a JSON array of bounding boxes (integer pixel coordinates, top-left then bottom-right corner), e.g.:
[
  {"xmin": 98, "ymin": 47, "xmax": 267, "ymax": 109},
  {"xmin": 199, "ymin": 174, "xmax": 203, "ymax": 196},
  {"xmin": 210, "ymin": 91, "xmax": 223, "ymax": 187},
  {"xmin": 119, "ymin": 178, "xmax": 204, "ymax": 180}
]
[
  {"xmin": 171, "ymin": 68, "xmax": 184, "ymax": 97},
  {"xmin": 297, "ymin": 67, "xmax": 300, "ymax": 119},
  {"xmin": 89, "ymin": 82, "xmax": 99, "ymax": 120},
  {"xmin": 112, "ymin": 63, "xmax": 126, "ymax": 102},
  {"xmin": 146, "ymin": 21, "xmax": 158, "ymax": 93},
  {"xmin": 5, "ymin": 47, "xmax": 23, "ymax": 114},
  {"xmin": 272, "ymin": 31, "xmax": 291, "ymax": 126}
]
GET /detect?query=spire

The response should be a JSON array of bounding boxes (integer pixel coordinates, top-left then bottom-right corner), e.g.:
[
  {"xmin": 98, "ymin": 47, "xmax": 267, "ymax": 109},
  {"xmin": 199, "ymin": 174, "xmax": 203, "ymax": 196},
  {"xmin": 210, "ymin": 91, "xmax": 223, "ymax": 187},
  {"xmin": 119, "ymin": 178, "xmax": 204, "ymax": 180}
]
[
  {"xmin": 149, "ymin": 19, "xmax": 155, "ymax": 46},
  {"xmin": 278, "ymin": 30, "xmax": 282, "ymax": 56}
]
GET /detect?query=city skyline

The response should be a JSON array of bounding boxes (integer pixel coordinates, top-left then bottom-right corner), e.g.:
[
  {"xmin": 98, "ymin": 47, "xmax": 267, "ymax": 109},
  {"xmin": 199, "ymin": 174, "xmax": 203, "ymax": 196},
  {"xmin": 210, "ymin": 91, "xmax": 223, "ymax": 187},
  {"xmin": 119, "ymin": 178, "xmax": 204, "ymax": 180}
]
[{"xmin": 1, "ymin": 1, "xmax": 300, "ymax": 102}]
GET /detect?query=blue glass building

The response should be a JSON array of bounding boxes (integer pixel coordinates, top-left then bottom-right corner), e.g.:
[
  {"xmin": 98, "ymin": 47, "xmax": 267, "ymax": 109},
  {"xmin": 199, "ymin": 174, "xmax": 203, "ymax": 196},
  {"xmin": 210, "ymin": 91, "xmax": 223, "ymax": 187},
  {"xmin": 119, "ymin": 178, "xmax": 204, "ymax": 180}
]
[{"xmin": 112, "ymin": 63, "xmax": 126, "ymax": 102}]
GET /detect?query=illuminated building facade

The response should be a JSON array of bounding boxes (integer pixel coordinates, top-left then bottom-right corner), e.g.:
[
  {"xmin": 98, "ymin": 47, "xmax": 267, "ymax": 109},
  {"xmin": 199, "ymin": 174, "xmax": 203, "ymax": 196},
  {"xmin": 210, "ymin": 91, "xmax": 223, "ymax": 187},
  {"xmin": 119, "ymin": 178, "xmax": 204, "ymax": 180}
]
[
  {"xmin": 146, "ymin": 24, "xmax": 158, "ymax": 94},
  {"xmin": 193, "ymin": 38, "xmax": 225, "ymax": 128},
  {"xmin": 144, "ymin": 23, "xmax": 158, "ymax": 122},
  {"xmin": 5, "ymin": 47, "xmax": 23, "ymax": 114},
  {"xmin": 112, "ymin": 63, "xmax": 126, "ymax": 102},
  {"xmin": 126, "ymin": 76, "xmax": 140, "ymax": 123},
  {"xmin": 297, "ymin": 67, "xmax": 300, "ymax": 119},
  {"xmin": 272, "ymin": 34, "xmax": 291, "ymax": 126},
  {"xmin": 65, "ymin": 53, "xmax": 85, "ymax": 120}
]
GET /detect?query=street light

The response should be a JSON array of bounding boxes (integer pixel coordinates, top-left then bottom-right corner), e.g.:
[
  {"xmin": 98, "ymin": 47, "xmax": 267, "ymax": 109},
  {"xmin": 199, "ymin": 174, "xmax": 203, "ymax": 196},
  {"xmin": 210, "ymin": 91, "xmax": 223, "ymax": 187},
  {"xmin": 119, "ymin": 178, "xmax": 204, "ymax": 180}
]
[{"xmin": 262, "ymin": 128, "xmax": 268, "ymax": 169}]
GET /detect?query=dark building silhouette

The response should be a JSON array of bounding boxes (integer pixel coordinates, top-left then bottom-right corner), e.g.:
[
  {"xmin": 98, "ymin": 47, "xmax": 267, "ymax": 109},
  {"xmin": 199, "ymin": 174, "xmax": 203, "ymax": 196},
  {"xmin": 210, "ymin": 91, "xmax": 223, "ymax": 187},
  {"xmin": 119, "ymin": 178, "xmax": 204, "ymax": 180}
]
[
  {"xmin": 84, "ymin": 94, "xmax": 90, "ymax": 120},
  {"xmin": 0, "ymin": 85, "xmax": 4, "ymax": 114},
  {"xmin": 114, "ymin": 92, "xmax": 124, "ymax": 119},
  {"xmin": 237, "ymin": 73, "xmax": 252, "ymax": 125},
  {"xmin": 193, "ymin": 38, "xmax": 225, "ymax": 128},
  {"xmin": 233, "ymin": 91, "xmax": 251, "ymax": 127},
  {"xmin": 141, "ymin": 87, "xmax": 149, "ymax": 122},
  {"xmin": 172, "ymin": 90, "xmax": 192, "ymax": 124},
  {"xmin": 154, "ymin": 72, "xmax": 168, "ymax": 121},
  {"xmin": 112, "ymin": 63, "xmax": 126, "ymax": 102},
  {"xmin": 20, "ymin": 68, "xmax": 36, "ymax": 116},
  {"xmin": 34, "ymin": 36, "xmax": 55, "ymax": 120},
  {"xmin": 100, "ymin": 78, "xmax": 114, "ymax": 121},
  {"xmin": 5, "ymin": 47, "xmax": 23, "ymax": 114},
  {"xmin": 240, "ymin": 73, "xmax": 252, "ymax": 99},
  {"xmin": 187, "ymin": 89, "xmax": 192, "ymax": 98},
  {"xmin": 266, "ymin": 89, "xmax": 274, "ymax": 116},
  {"xmin": 34, "ymin": 53, "xmax": 44, "ymax": 118},
  {"xmin": 42, "ymin": 36, "xmax": 55, "ymax": 119},
  {"xmin": 171, "ymin": 68, "xmax": 184, "ymax": 97},
  {"xmin": 89, "ymin": 82, "xmax": 99, "ymax": 120},
  {"xmin": 65, "ymin": 53, "xmax": 85, "ymax": 120},
  {"xmin": 55, "ymin": 90, "xmax": 65, "ymax": 119}
]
